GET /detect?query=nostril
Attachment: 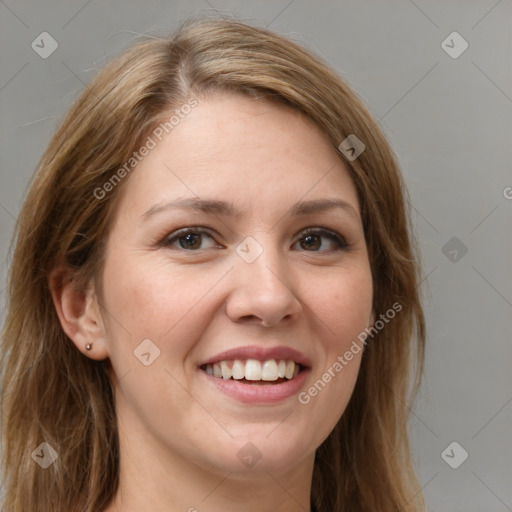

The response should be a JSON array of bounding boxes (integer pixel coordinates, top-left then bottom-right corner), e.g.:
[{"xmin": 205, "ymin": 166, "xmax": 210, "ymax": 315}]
[{"xmin": 241, "ymin": 315, "xmax": 260, "ymax": 322}]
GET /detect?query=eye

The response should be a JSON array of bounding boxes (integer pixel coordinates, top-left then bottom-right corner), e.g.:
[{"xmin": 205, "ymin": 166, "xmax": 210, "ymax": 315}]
[
  {"xmin": 160, "ymin": 227, "xmax": 348, "ymax": 252},
  {"xmin": 292, "ymin": 228, "xmax": 348, "ymax": 252},
  {"xmin": 161, "ymin": 228, "xmax": 219, "ymax": 251}
]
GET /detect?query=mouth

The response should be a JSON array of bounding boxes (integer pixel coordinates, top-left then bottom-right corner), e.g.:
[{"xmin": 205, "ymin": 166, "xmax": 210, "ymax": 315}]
[
  {"xmin": 200, "ymin": 358, "xmax": 304, "ymax": 384},
  {"xmin": 198, "ymin": 345, "xmax": 311, "ymax": 403}
]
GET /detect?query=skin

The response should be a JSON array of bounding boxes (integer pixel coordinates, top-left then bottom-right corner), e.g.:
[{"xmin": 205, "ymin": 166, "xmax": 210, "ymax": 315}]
[{"xmin": 51, "ymin": 92, "xmax": 374, "ymax": 512}]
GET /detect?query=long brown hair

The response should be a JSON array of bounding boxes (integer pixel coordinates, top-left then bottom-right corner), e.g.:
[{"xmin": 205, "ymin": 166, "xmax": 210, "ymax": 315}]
[{"xmin": 1, "ymin": 15, "xmax": 425, "ymax": 512}]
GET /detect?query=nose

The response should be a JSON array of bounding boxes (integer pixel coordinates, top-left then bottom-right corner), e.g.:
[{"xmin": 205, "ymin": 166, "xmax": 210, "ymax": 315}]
[{"xmin": 225, "ymin": 246, "xmax": 302, "ymax": 327}]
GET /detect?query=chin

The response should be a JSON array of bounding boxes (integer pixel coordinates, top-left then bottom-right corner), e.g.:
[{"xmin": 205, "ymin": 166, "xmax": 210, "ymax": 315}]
[{"xmin": 197, "ymin": 430, "xmax": 314, "ymax": 475}]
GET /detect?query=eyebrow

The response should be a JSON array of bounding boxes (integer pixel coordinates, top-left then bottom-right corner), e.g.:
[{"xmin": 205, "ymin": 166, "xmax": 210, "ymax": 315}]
[{"xmin": 140, "ymin": 197, "xmax": 359, "ymax": 223}]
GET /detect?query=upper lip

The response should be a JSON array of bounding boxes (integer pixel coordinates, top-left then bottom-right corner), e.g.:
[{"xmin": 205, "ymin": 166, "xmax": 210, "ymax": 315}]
[{"xmin": 198, "ymin": 345, "xmax": 312, "ymax": 368}]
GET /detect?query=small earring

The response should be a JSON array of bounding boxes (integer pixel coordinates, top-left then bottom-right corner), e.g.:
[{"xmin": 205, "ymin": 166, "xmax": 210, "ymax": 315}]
[{"xmin": 86, "ymin": 343, "xmax": 92, "ymax": 351}]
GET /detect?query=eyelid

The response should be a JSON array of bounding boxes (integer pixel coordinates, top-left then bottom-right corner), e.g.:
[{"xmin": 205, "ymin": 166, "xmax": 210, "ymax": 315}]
[
  {"xmin": 158, "ymin": 225, "xmax": 349, "ymax": 251},
  {"xmin": 293, "ymin": 227, "xmax": 348, "ymax": 250},
  {"xmin": 159, "ymin": 226, "xmax": 220, "ymax": 248}
]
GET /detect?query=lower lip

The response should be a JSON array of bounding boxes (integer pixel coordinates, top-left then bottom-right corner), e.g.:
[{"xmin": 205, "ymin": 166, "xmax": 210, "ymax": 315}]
[{"xmin": 200, "ymin": 368, "xmax": 310, "ymax": 404}]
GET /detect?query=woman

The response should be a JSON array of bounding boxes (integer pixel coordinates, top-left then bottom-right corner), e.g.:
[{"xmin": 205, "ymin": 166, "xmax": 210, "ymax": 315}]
[{"xmin": 1, "ymin": 16, "xmax": 425, "ymax": 512}]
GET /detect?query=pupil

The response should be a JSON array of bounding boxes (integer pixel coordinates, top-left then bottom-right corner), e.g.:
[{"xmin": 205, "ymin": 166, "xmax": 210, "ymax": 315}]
[
  {"xmin": 181, "ymin": 233, "xmax": 200, "ymax": 249},
  {"xmin": 302, "ymin": 234, "xmax": 320, "ymax": 250}
]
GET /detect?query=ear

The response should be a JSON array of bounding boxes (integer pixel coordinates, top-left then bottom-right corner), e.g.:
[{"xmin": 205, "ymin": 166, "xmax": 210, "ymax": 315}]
[{"xmin": 48, "ymin": 266, "xmax": 109, "ymax": 360}]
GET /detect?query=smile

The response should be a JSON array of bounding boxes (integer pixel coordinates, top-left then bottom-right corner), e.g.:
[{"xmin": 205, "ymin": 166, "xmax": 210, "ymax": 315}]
[
  {"xmin": 201, "ymin": 359, "xmax": 302, "ymax": 383},
  {"xmin": 198, "ymin": 345, "xmax": 311, "ymax": 403}
]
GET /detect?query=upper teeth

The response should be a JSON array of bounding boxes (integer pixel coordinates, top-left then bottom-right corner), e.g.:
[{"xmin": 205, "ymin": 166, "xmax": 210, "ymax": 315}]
[{"xmin": 203, "ymin": 359, "xmax": 300, "ymax": 381}]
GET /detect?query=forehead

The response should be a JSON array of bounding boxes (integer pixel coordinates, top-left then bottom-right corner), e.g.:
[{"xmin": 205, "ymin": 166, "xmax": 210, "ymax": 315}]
[{"xmin": 116, "ymin": 92, "xmax": 360, "ymax": 218}]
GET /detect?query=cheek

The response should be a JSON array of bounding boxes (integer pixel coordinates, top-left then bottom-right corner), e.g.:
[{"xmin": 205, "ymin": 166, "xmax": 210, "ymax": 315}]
[
  {"xmin": 100, "ymin": 257, "xmax": 234, "ymax": 435},
  {"xmin": 307, "ymin": 264, "xmax": 373, "ymax": 345},
  {"xmin": 295, "ymin": 265, "xmax": 372, "ymax": 433},
  {"xmin": 101, "ymin": 254, "xmax": 232, "ymax": 358}
]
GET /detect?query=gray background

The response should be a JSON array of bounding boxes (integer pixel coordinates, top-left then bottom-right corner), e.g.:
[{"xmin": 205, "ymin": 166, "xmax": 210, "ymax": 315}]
[{"xmin": 1, "ymin": 1, "xmax": 511, "ymax": 510}]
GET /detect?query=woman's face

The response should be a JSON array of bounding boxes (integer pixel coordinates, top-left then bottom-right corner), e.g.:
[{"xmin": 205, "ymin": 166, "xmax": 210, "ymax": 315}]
[{"xmin": 99, "ymin": 92, "xmax": 373, "ymax": 476}]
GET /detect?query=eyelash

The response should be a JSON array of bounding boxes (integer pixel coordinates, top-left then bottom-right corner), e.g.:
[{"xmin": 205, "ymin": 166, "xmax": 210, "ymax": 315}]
[{"xmin": 159, "ymin": 226, "xmax": 349, "ymax": 253}]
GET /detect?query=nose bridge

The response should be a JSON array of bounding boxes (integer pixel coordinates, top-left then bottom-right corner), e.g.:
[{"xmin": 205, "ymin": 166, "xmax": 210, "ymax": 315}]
[
  {"xmin": 226, "ymin": 235, "xmax": 301, "ymax": 325},
  {"xmin": 238, "ymin": 237, "xmax": 287, "ymax": 291}
]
